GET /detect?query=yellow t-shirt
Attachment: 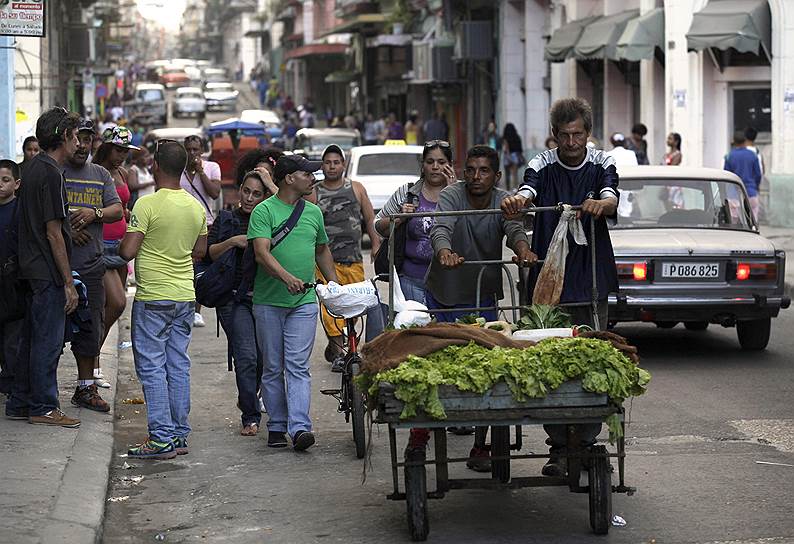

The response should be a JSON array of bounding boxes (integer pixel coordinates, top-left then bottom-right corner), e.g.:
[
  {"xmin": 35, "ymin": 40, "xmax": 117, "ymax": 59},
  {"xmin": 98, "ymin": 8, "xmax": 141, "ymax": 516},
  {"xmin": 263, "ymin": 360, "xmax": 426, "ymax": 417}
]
[{"xmin": 127, "ymin": 188, "xmax": 208, "ymax": 302}]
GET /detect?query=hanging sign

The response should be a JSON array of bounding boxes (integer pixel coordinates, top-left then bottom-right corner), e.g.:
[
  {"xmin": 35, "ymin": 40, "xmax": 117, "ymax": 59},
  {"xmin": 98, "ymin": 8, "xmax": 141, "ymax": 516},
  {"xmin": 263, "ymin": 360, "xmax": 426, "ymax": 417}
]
[{"xmin": 0, "ymin": 0, "xmax": 46, "ymax": 38}]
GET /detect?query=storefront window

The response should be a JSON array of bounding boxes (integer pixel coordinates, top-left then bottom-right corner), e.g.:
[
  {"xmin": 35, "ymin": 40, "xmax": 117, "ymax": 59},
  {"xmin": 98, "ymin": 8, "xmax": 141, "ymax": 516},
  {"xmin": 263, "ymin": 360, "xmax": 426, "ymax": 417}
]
[{"xmin": 733, "ymin": 87, "xmax": 771, "ymax": 140}]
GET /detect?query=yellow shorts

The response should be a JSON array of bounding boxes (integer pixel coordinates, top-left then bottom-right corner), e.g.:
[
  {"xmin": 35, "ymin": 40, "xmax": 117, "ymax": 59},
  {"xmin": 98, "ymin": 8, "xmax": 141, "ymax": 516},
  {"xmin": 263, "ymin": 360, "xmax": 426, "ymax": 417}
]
[{"xmin": 318, "ymin": 261, "xmax": 365, "ymax": 337}]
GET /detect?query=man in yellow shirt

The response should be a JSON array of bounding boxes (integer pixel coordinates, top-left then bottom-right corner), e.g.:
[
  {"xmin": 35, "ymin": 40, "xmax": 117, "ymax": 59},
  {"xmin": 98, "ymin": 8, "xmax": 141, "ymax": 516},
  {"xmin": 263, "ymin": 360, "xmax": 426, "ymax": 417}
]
[{"xmin": 120, "ymin": 141, "xmax": 208, "ymax": 460}]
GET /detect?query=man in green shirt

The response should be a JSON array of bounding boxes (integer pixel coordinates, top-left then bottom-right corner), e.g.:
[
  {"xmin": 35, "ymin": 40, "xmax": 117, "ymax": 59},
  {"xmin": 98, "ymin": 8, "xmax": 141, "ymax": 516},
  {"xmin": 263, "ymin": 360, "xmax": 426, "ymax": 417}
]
[{"xmin": 248, "ymin": 155, "xmax": 338, "ymax": 451}]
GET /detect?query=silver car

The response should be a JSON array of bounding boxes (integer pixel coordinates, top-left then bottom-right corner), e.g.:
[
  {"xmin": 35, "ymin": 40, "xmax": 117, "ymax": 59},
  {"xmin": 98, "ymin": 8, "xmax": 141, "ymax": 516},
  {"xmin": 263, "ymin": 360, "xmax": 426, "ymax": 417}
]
[{"xmin": 608, "ymin": 166, "xmax": 790, "ymax": 350}]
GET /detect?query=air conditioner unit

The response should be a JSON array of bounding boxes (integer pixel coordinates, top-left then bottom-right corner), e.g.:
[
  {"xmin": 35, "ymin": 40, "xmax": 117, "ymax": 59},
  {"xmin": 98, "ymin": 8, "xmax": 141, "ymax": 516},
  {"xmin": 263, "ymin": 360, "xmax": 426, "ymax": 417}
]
[
  {"xmin": 455, "ymin": 20, "xmax": 493, "ymax": 60},
  {"xmin": 412, "ymin": 41, "xmax": 456, "ymax": 83}
]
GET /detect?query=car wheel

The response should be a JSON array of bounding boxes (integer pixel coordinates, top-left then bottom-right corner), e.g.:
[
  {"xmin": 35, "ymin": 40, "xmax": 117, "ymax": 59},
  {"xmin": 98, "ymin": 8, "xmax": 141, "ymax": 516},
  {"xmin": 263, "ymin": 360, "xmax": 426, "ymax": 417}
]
[
  {"xmin": 655, "ymin": 321, "xmax": 678, "ymax": 329},
  {"xmin": 737, "ymin": 317, "xmax": 771, "ymax": 350},
  {"xmin": 684, "ymin": 321, "xmax": 709, "ymax": 331}
]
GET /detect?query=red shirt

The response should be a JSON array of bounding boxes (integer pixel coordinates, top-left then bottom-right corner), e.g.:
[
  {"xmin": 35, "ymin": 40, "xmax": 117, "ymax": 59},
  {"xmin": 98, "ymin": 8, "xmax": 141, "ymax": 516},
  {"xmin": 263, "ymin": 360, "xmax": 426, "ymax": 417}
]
[{"xmin": 103, "ymin": 173, "xmax": 130, "ymax": 241}]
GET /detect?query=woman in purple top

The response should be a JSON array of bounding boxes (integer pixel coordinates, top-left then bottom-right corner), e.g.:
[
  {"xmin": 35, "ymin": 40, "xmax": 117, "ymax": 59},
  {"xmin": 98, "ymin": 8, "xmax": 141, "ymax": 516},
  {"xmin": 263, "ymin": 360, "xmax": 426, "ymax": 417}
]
[{"xmin": 375, "ymin": 140, "xmax": 456, "ymax": 303}]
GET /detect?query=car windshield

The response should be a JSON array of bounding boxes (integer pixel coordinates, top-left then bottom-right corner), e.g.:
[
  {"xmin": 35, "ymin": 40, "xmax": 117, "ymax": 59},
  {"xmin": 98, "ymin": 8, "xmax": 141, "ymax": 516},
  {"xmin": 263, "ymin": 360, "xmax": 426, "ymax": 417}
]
[
  {"xmin": 138, "ymin": 89, "xmax": 164, "ymax": 102},
  {"xmin": 207, "ymin": 84, "xmax": 234, "ymax": 92},
  {"xmin": 356, "ymin": 153, "xmax": 420, "ymax": 176},
  {"xmin": 305, "ymin": 136, "xmax": 357, "ymax": 152},
  {"xmin": 179, "ymin": 92, "xmax": 202, "ymax": 99},
  {"xmin": 612, "ymin": 178, "xmax": 754, "ymax": 230}
]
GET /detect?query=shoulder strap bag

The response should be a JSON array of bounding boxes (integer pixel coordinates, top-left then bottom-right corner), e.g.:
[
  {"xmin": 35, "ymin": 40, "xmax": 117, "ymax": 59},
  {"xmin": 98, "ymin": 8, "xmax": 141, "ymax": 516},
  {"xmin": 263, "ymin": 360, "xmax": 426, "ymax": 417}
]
[{"xmin": 373, "ymin": 184, "xmax": 416, "ymax": 276}]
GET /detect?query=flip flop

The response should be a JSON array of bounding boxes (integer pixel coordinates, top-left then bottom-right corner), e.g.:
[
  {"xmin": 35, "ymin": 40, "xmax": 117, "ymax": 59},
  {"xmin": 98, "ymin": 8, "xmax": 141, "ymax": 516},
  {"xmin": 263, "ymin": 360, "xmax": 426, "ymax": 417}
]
[{"xmin": 241, "ymin": 423, "xmax": 259, "ymax": 436}]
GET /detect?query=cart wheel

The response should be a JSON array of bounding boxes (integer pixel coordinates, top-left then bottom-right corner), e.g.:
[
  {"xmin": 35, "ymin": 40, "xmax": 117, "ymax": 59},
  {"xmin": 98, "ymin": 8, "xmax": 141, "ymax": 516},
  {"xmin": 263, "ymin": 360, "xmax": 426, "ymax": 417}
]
[
  {"xmin": 490, "ymin": 426, "xmax": 510, "ymax": 483},
  {"xmin": 588, "ymin": 445, "xmax": 612, "ymax": 535},
  {"xmin": 349, "ymin": 361, "xmax": 366, "ymax": 459},
  {"xmin": 405, "ymin": 451, "xmax": 429, "ymax": 541}
]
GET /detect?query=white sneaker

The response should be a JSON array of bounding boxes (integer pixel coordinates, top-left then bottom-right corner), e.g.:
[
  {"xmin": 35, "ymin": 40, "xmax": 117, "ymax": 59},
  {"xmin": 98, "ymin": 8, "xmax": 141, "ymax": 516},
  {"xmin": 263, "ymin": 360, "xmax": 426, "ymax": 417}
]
[
  {"xmin": 95, "ymin": 378, "xmax": 111, "ymax": 389},
  {"xmin": 93, "ymin": 368, "xmax": 105, "ymax": 380},
  {"xmin": 193, "ymin": 313, "xmax": 206, "ymax": 327}
]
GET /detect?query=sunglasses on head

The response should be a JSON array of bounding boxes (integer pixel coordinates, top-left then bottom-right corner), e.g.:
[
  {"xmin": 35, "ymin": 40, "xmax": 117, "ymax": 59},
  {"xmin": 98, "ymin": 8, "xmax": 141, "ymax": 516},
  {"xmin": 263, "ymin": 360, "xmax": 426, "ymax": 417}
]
[
  {"xmin": 154, "ymin": 138, "xmax": 178, "ymax": 158},
  {"xmin": 425, "ymin": 140, "xmax": 450, "ymax": 148}
]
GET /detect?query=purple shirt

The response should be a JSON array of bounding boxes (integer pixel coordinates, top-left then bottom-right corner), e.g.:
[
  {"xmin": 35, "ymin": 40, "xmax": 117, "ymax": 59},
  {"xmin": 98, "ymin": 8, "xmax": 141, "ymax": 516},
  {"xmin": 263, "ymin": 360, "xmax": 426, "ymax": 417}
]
[{"xmin": 402, "ymin": 192, "xmax": 436, "ymax": 280}]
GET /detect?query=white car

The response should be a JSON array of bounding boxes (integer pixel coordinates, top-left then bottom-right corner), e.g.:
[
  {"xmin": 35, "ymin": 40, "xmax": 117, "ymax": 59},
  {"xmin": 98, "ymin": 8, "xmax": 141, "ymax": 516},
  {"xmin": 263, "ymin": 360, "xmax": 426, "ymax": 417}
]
[
  {"xmin": 344, "ymin": 145, "xmax": 424, "ymax": 212},
  {"xmin": 203, "ymin": 82, "xmax": 238, "ymax": 112},
  {"xmin": 173, "ymin": 87, "xmax": 206, "ymax": 118}
]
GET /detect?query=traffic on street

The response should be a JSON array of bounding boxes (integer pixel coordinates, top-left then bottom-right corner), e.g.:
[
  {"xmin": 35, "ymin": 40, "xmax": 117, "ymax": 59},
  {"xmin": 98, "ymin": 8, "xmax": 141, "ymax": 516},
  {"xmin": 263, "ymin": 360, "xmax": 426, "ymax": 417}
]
[{"xmin": 2, "ymin": 1, "xmax": 794, "ymax": 543}]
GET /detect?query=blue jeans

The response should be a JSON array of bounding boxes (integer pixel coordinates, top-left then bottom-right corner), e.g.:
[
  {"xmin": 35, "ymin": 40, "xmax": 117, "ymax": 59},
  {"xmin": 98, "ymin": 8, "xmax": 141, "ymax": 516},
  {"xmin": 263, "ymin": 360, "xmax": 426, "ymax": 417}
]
[
  {"xmin": 399, "ymin": 275, "xmax": 426, "ymax": 305},
  {"xmin": 6, "ymin": 280, "xmax": 66, "ymax": 416},
  {"xmin": 231, "ymin": 300, "xmax": 263, "ymax": 426},
  {"xmin": 131, "ymin": 300, "xmax": 194, "ymax": 443},
  {"xmin": 425, "ymin": 291, "xmax": 498, "ymax": 323},
  {"xmin": 254, "ymin": 303, "xmax": 317, "ymax": 437}
]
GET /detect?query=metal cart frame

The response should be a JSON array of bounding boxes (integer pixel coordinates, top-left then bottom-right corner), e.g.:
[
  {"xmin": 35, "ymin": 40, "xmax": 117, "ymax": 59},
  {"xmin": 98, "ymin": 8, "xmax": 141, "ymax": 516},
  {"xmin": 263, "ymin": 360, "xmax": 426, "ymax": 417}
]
[{"xmin": 374, "ymin": 204, "xmax": 633, "ymax": 541}]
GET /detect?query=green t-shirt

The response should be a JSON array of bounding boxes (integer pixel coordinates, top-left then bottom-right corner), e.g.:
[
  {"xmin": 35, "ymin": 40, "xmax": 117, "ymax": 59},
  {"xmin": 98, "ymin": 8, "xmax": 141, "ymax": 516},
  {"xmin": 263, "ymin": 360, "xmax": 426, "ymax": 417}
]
[
  {"xmin": 247, "ymin": 195, "xmax": 329, "ymax": 307},
  {"xmin": 128, "ymin": 188, "xmax": 207, "ymax": 302}
]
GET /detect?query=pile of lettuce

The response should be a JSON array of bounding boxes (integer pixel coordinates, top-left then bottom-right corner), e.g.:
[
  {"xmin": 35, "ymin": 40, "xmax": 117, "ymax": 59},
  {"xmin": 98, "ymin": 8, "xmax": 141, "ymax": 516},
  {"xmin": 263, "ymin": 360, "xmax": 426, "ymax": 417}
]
[{"xmin": 360, "ymin": 337, "xmax": 650, "ymax": 439}]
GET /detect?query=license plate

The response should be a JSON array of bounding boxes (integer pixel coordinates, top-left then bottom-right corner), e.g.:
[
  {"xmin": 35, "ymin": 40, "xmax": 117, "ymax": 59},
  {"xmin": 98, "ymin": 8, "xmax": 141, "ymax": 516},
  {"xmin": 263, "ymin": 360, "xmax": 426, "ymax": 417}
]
[{"xmin": 661, "ymin": 262, "xmax": 719, "ymax": 278}]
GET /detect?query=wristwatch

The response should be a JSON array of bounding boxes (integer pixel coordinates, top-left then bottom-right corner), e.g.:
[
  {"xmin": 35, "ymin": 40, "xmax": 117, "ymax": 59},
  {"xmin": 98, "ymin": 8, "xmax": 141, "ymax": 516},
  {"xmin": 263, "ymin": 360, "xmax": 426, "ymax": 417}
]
[{"xmin": 93, "ymin": 207, "xmax": 104, "ymax": 221}]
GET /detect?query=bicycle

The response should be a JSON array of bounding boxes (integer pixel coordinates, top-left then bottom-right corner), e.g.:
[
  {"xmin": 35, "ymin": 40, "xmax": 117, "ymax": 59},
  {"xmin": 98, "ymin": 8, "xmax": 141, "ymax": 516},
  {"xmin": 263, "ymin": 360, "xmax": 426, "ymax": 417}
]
[{"xmin": 309, "ymin": 276, "xmax": 386, "ymax": 459}]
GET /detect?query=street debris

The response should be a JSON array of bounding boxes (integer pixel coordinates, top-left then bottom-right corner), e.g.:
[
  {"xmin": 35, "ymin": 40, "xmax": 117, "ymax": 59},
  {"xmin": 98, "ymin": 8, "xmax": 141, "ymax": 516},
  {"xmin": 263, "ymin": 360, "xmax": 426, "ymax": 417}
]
[
  {"xmin": 611, "ymin": 515, "xmax": 627, "ymax": 527},
  {"xmin": 118, "ymin": 341, "xmax": 133, "ymax": 350},
  {"xmin": 155, "ymin": 533, "xmax": 166, "ymax": 541},
  {"xmin": 122, "ymin": 398, "xmax": 146, "ymax": 404},
  {"xmin": 107, "ymin": 496, "xmax": 130, "ymax": 502},
  {"xmin": 755, "ymin": 460, "xmax": 794, "ymax": 467},
  {"xmin": 121, "ymin": 475, "xmax": 144, "ymax": 485},
  {"xmin": 121, "ymin": 461, "xmax": 137, "ymax": 470}
]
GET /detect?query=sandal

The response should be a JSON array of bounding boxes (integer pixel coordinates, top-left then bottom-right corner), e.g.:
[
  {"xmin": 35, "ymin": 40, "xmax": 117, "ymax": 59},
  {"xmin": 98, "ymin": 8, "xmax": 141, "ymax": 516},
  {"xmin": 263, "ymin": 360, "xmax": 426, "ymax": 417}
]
[{"xmin": 241, "ymin": 423, "xmax": 259, "ymax": 436}]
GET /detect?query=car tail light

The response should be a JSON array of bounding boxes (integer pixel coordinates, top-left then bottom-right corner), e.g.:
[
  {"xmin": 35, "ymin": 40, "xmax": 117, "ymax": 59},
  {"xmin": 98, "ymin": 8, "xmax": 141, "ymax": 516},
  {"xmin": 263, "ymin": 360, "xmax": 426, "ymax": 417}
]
[
  {"xmin": 735, "ymin": 262, "xmax": 777, "ymax": 281},
  {"xmin": 617, "ymin": 262, "xmax": 649, "ymax": 282}
]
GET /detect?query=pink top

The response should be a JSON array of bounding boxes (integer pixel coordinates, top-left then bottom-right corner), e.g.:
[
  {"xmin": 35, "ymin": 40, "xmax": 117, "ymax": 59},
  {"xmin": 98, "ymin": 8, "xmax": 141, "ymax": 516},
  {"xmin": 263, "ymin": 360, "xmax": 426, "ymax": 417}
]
[{"xmin": 103, "ymin": 172, "xmax": 131, "ymax": 241}]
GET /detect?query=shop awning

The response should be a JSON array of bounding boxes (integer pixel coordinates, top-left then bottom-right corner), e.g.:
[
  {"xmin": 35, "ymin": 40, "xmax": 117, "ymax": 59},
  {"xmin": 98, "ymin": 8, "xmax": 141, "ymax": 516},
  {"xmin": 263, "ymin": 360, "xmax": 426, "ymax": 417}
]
[
  {"xmin": 544, "ymin": 15, "xmax": 601, "ymax": 62},
  {"xmin": 686, "ymin": 0, "xmax": 771, "ymax": 56},
  {"xmin": 283, "ymin": 43, "xmax": 347, "ymax": 60},
  {"xmin": 615, "ymin": 8, "xmax": 664, "ymax": 61},
  {"xmin": 320, "ymin": 14, "xmax": 388, "ymax": 37},
  {"xmin": 574, "ymin": 9, "xmax": 640, "ymax": 60},
  {"xmin": 324, "ymin": 70, "xmax": 359, "ymax": 83}
]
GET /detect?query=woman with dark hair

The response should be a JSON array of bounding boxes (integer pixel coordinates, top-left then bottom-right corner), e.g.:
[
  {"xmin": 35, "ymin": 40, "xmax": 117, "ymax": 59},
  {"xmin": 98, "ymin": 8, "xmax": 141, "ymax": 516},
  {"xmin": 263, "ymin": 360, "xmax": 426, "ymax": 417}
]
[
  {"xmin": 663, "ymin": 132, "xmax": 682, "ymax": 165},
  {"xmin": 501, "ymin": 123, "xmax": 524, "ymax": 190},
  {"xmin": 206, "ymin": 169, "xmax": 274, "ymax": 436},
  {"xmin": 374, "ymin": 140, "xmax": 456, "ymax": 303},
  {"xmin": 233, "ymin": 147, "xmax": 282, "ymax": 194},
  {"xmin": 95, "ymin": 126, "xmax": 137, "ymax": 386}
]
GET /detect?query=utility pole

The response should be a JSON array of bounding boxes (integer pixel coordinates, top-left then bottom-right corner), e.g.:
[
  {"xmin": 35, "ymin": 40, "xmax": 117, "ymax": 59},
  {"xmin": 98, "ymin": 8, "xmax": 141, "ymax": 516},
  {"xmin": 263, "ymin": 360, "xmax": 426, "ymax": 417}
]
[{"xmin": 0, "ymin": 35, "xmax": 15, "ymax": 159}]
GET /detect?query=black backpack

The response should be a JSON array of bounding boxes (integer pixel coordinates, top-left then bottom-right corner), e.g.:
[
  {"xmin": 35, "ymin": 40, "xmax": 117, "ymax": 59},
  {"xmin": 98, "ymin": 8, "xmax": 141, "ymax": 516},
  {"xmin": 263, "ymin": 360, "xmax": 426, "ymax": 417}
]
[{"xmin": 195, "ymin": 211, "xmax": 241, "ymax": 308}]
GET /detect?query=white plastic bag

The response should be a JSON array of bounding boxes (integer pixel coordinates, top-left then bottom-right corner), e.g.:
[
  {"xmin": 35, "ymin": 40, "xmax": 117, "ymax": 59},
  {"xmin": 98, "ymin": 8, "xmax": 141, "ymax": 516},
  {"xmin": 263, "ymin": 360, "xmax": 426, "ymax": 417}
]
[
  {"xmin": 390, "ymin": 266, "xmax": 432, "ymax": 328},
  {"xmin": 316, "ymin": 280, "xmax": 380, "ymax": 319},
  {"xmin": 532, "ymin": 205, "xmax": 587, "ymax": 305}
]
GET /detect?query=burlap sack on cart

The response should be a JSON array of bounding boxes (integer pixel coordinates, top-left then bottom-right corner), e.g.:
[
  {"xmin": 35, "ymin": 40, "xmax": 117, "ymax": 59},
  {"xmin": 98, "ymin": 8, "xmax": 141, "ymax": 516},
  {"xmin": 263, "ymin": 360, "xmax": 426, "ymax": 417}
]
[
  {"xmin": 532, "ymin": 205, "xmax": 587, "ymax": 305},
  {"xmin": 361, "ymin": 322, "xmax": 534, "ymax": 374}
]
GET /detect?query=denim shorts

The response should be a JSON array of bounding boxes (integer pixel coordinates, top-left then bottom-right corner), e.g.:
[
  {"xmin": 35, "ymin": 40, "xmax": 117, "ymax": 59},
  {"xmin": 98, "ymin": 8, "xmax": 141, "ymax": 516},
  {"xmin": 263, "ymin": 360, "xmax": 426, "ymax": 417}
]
[{"xmin": 103, "ymin": 240, "xmax": 128, "ymax": 270}]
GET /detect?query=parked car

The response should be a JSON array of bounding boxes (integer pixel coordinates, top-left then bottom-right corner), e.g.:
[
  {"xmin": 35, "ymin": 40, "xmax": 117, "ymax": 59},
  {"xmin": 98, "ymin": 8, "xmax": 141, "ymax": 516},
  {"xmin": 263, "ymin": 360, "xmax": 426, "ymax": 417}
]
[
  {"xmin": 173, "ymin": 87, "xmax": 207, "ymax": 118},
  {"xmin": 126, "ymin": 83, "xmax": 167, "ymax": 126},
  {"xmin": 292, "ymin": 128, "xmax": 361, "ymax": 162},
  {"xmin": 201, "ymin": 68, "xmax": 228, "ymax": 84},
  {"xmin": 343, "ymin": 144, "xmax": 423, "ymax": 212},
  {"xmin": 240, "ymin": 109, "xmax": 283, "ymax": 139},
  {"xmin": 607, "ymin": 166, "xmax": 790, "ymax": 350},
  {"xmin": 160, "ymin": 67, "xmax": 191, "ymax": 89},
  {"xmin": 203, "ymin": 82, "xmax": 238, "ymax": 112}
]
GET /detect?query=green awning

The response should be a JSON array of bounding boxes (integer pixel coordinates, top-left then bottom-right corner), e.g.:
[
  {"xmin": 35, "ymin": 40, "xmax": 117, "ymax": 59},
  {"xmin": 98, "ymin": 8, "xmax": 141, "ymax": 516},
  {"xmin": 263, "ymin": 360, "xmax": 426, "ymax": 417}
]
[
  {"xmin": 544, "ymin": 15, "xmax": 601, "ymax": 62},
  {"xmin": 615, "ymin": 8, "xmax": 664, "ymax": 61},
  {"xmin": 324, "ymin": 70, "xmax": 359, "ymax": 83},
  {"xmin": 574, "ymin": 9, "xmax": 640, "ymax": 60},
  {"xmin": 686, "ymin": 0, "xmax": 771, "ymax": 56}
]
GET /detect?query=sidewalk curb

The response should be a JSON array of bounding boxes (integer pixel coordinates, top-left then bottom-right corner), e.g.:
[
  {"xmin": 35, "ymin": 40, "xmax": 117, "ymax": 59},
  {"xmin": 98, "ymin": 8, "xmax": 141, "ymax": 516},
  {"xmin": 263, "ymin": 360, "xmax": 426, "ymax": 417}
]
[{"xmin": 40, "ymin": 324, "xmax": 119, "ymax": 544}]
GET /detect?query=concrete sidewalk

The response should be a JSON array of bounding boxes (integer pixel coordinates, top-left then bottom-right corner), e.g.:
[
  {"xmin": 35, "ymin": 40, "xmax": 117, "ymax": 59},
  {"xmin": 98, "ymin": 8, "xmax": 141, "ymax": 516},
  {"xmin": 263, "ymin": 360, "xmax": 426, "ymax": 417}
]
[{"xmin": 0, "ymin": 323, "xmax": 120, "ymax": 543}]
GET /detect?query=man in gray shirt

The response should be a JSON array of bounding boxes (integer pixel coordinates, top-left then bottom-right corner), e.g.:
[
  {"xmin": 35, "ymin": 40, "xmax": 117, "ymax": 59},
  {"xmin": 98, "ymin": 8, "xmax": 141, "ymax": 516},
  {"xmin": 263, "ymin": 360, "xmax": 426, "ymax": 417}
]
[
  {"xmin": 63, "ymin": 119, "xmax": 123, "ymax": 412},
  {"xmin": 426, "ymin": 145, "xmax": 535, "ymax": 321},
  {"xmin": 424, "ymin": 145, "xmax": 536, "ymax": 473}
]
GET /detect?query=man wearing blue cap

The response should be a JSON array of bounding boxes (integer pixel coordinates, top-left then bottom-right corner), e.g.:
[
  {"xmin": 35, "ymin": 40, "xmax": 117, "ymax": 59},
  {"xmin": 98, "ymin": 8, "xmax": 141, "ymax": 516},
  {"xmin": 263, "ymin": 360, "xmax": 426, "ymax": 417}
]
[{"xmin": 248, "ymin": 155, "xmax": 339, "ymax": 451}]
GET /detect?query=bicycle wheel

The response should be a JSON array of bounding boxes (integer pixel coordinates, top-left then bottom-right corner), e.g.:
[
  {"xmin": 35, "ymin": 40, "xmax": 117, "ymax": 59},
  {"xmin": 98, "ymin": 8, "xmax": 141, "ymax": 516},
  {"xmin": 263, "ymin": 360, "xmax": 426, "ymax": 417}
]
[
  {"xmin": 349, "ymin": 360, "xmax": 366, "ymax": 459},
  {"xmin": 405, "ymin": 450, "xmax": 429, "ymax": 541},
  {"xmin": 588, "ymin": 445, "xmax": 612, "ymax": 535},
  {"xmin": 490, "ymin": 426, "xmax": 510, "ymax": 483}
]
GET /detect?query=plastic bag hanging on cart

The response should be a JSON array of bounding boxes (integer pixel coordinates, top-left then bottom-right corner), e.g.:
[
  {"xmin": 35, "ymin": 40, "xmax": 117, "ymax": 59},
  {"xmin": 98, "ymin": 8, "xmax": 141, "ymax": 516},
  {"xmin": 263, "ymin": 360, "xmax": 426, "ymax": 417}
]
[
  {"xmin": 532, "ymin": 205, "xmax": 587, "ymax": 305},
  {"xmin": 390, "ymin": 266, "xmax": 432, "ymax": 329},
  {"xmin": 316, "ymin": 281, "xmax": 380, "ymax": 319}
]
